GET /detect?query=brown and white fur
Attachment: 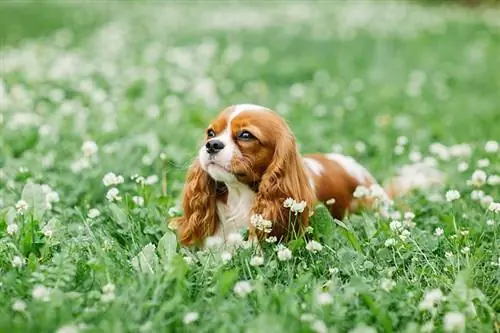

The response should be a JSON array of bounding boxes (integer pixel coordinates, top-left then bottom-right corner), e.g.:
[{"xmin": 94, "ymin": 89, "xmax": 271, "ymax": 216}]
[{"xmin": 172, "ymin": 104, "xmax": 441, "ymax": 247}]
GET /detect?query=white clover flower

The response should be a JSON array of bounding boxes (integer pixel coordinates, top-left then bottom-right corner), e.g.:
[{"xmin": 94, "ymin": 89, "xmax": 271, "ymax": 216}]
[
  {"xmin": 471, "ymin": 190, "xmax": 484, "ymax": 201},
  {"xmin": 487, "ymin": 175, "xmax": 500, "ymax": 186},
  {"xmin": 12, "ymin": 299, "xmax": 27, "ymax": 312},
  {"xmin": 7, "ymin": 223, "xmax": 19, "ymax": 235},
  {"xmin": 102, "ymin": 283, "xmax": 115, "ymax": 294},
  {"xmin": 418, "ymin": 288, "xmax": 444, "ymax": 311},
  {"xmin": 443, "ymin": 312, "xmax": 465, "ymax": 332},
  {"xmin": 355, "ymin": 141, "xmax": 366, "ymax": 153},
  {"xmin": 380, "ymin": 278, "xmax": 396, "ymax": 292},
  {"xmin": 32, "ymin": 284, "xmax": 51, "ymax": 301},
  {"xmin": 45, "ymin": 190, "xmax": 60, "ymax": 206},
  {"xmin": 283, "ymin": 197, "xmax": 294, "ymax": 208},
  {"xmin": 227, "ymin": 232, "xmax": 244, "ymax": 247},
  {"xmin": 250, "ymin": 256, "xmax": 264, "ymax": 267},
  {"xmin": 394, "ymin": 145, "xmax": 404, "ymax": 155},
  {"xmin": 205, "ymin": 236, "xmax": 223, "ymax": 249},
  {"xmin": 102, "ymin": 172, "xmax": 124, "ymax": 187},
  {"xmin": 183, "ymin": 312, "xmax": 199, "ymax": 325},
  {"xmin": 233, "ymin": 280, "xmax": 253, "ymax": 297},
  {"xmin": 42, "ymin": 223, "xmax": 54, "ymax": 238},
  {"xmin": 404, "ymin": 212, "xmax": 415, "ymax": 221},
  {"xmin": 145, "ymin": 175, "xmax": 159, "ymax": 185},
  {"xmin": 311, "ymin": 319, "xmax": 328, "ymax": 333},
  {"xmin": 329, "ymin": 267, "xmax": 339, "ymax": 275},
  {"xmin": 409, "ymin": 151, "xmax": 422, "ymax": 162},
  {"xmin": 305, "ymin": 240, "xmax": 323, "ymax": 253},
  {"xmin": 316, "ymin": 292, "xmax": 333, "ymax": 306},
  {"xmin": 469, "ymin": 170, "xmax": 487, "ymax": 187},
  {"xmin": 56, "ymin": 325, "xmax": 80, "ymax": 333},
  {"xmin": 480, "ymin": 195, "xmax": 494, "ymax": 207},
  {"xmin": 397, "ymin": 136, "xmax": 408, "ymax": 146},
  {"xmin": 88, "ymin": 208, "xmax": 101, "ymax": 219},
  {"xmin": 353, "ymin": 185, "xmax": 370, "ymax": 198},
  {"xmin": 488, "ymin": 202, "xmax": 500, "ymax": 213},
  {"xmin": 484, "ymin": 140, "xmax": 498, "ymax": 153},
  {"xmin": 291, "ymin": 200, "xmax": 307, "ymax": 214},
  {"xmin": 265, "ymin": 236, "xmax": 277, "ymax": 243},
  {"xmin": 461, "ymin": 246, "xmax": 470, "ymax": 254},
  {"xmin": 250, "ymin": 214, "xmax": 273, "ymax": 233},
  {"xmin": 389, "ymin": 220, "xmax": 402, "ymax": 231},
  {"xmin": 450, "ymin": 144, "xmax": 472, "ymax": 158},
  {"xmin": 81, "ymin": 140, "xmax": 98, "ymax": 157},
  {"xmin": 276, "ymin": 245, "xmax": 292, "ymax": 261},
  {"xmin": 220, "ymin": 251, "xmax": 232, "ymax": 264},
  {"xmin": 132, "ymin": 196, "xmax": 145, "ymax": 207},
  {"xmin": 11, "ymin": 255, "xmax": 25, "ymax": 268},
  {"xmin": 15, "ymin": 200, "xmax": 29, "ymax": 214},
  {"xmin": 486, "ymin": 219, "xmax": 495, "ymax": 226},
  {"xmin": 445, "ymin": 251, "xmax": 454, "ymax": 259},
  {"xmin": 434, "ymin": 228, "xmax": 444, "ymax": 237},
  {"xmin": 384, "ymin": 238, "xmax": 396, "ymax": 247},
  {"xmin": 106, "ymin": 187, "xmax": 121, "ymax": 202},
  {"xmin": 445, "ymin": 190, "xmax": 461, "ymax": 202},
  {"xmin": 101, "ymin": 283, "xmax": 116, "ymax": 303},
  {"xmin": 457, "ymin": 162, "xmax": 468, "ymax": 173},
  {"xmin": 399, "ymin": 229, "xmax": 411, "ymax": 242},
  {"xmin": 476, "ymin": 159, "xmax": 489, "ymax": 168}
]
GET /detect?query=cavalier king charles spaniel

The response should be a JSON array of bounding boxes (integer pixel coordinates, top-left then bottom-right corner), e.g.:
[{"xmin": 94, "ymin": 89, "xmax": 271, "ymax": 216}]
[{"xmin": 172, "ymin": 104, "xmax": 442, "ymax": 247}]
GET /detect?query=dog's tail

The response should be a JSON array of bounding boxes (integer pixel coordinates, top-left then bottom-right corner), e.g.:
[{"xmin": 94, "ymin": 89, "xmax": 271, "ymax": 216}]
[{"xmin": 383, "ymin": 161, "xmax": 445, "ymax": 200}]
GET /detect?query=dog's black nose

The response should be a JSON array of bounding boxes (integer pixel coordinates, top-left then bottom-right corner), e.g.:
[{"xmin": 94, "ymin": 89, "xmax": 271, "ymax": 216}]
[{"xmin": 206, "ymin": 140, "xmax": 225, "ymax": 154}]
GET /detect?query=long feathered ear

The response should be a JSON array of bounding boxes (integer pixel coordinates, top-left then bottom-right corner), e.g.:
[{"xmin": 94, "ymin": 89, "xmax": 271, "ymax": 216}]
[
  {"xmin": 251, "ymin": 132, "xmax": 315, "ymax": 241},
  {"xmin": 171, "ymin": 159, "xmax": 220, "ymax": 246}
]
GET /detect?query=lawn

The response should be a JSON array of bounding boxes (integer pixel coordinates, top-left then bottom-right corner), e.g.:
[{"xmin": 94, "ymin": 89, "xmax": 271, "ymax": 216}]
[{"xmin": 0, "ymin": 2, "xmax": 499, "ymax": 332}]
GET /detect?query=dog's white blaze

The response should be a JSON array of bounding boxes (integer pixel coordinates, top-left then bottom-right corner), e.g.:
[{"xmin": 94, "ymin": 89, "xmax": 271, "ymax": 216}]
[
  {"xmin": 326, "ymin": 153, "xmax": 375, "ymax": 184},
  {"xmin": 303, "ymin": 157, "xmax": 324, "ymax": 176}
]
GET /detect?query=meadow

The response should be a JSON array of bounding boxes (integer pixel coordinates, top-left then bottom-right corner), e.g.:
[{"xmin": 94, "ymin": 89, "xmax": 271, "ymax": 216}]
[{"xmin": 0, "ymin": 2, "xmax": 499, "ymax": 332}]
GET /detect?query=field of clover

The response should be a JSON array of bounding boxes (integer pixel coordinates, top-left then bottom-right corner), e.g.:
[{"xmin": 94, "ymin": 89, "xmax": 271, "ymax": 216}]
[{"xmin": 0, "ymin": 2, "xmax": 499, "ymax": 333}]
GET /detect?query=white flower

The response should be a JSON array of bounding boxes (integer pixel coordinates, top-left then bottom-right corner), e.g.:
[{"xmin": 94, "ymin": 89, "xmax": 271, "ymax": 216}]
[
  {"xmin": 389, "ymin": 220, "xmax": 402, "ymax": 231},
  {"xmin": 265, "ymin": 236, "xmax": 277, "ymax": 243},
  {"xmin": 316, "ymin": 292, "xmax": 333, "ymax": 306},
  {"xmin": 220, "ymin": 251, "xmax": 232, "ymax": 264},
  {"xmin": 167, "ymin": 207, "xmax": 179, "ymax": 217},
  {"xmin": 326, "ymin": 198, "xmax": 336, "ymax": 205},
  {"xmin": 409, "ymin": 151, "xmax": 422, "ymax": 162},
  {"xmin": 11, "ymin": 255, "xmax": 25, "ymax": 268},
  {"xmin": 421, "ymin": 321, "xmax": 434, "ymax": 333},
  {"xmin": 88, "ymin": 208, "xmax": 101, "ymax": 219},
  {"xmin": 484, "ymin": 140, "xmax": 498, "ymax": 153},
  {"xmin": 311, "ymin": 319, "xmax": 328, "ymax": 333},
  {"xmin": 250, "ymin": 214, "xmax": 273, "ymax": 233},
  {"xmin": 132, "ymin": 196, "xmax": 145, "ymax": 206},
  {"xmin": 81, "ymin": 140, "xmax": 98, "ymax": 157},
  {"xmin": 353, "ymin": 185, "xmax": 370, "ymax": 198},
  {"xmin": 106, "ymin": 187, "xmax": 121, "ymax": 202},
  {"xmin": 477, "ymin": 159, "xmax": 489, "ymax": 168},
  {"xmin": 183, "ymin": 312, "xmax": 199, "ymax": 325},
  {"xmin": 487, "ymin": 175, "xmax": 500, "ymax": 186},
  {"xmin": 486, "ymin": 219, "xmax": 494, "ymax": 226},
  {"xmin": 250, "ymin": 256, "xmax": 264, "ymax": 266},
  {"xmin": 384, "ymin": 238, "xmax": 396, "ymax": 247},
  {"xmin": 488, "ymin": 202, "xmax": 500, "ymax": 213},
  {"xmin": 205, "ymin": 236, "xmax": 223, "ymax": 249},
  {"xmin": 12, "ymin": 299, "xmax": 27, "ymax": 312},
  {"xmin": 7, "ymin": 223, "xmax": 19, "ymax": 235},
  {"xmin": 380, "ymin": 278, "xmax": 396, "ymax": 292},
  {"xmin": 102, "ymin": 172, "xmax": 124, "ymax": 187},
  {"xmin": 276, "ymin": 245, "xmax": 292, "ymax": 261},
  {"xmin": 445, "ymin": 190, "xmax": 461, "ymax": 202},
  {"xmin": 32, "ymin": 285, "xmax": 51, "ymax": 301},
  {"xmin": 471, "ymin": 190, "xmax": 484, "ymax": 201},
  {"xmin": 305, "ymin": 226, "xmax": 314, "ymax": 234},
  {"xmin": 404, "ymin": 212, "xmax": 415, "ymax": 221},
  {"xmin": 183, "ymin": 256, "xmax": 195, "ymax": 265},
  {"xmin": 419, "ymin": 288, "xmax": 444, "ymax": 311},
  {"xmin": 394, "ymin": 145, "xmax": 404, "ymax": 155},
  {"xmin": 283, "ymin": 197, "xmax": 294, "ymax": 208},
  {"xmin": 233, "ymin": 280, "xmax": 253, "ymax": 297},
  {"xmin": 457, "ymin": 162, "xmax": 468, "ymax": 173},
  {"xmin": 145, "ymin": 175, "xmax": 159, "ymax": 185},
  {"xmin": 227, "ymin": 232, "xmax": 244, "ymax": 247},
  {"xmin": 101, "ymin": 283, "xmax": 116, "ymax": 303},
  {"xmin": 445, "ymin": 251, "xmax": 454, "ymax": 259},
  {"xmin": 329, "ymin": 267, "xmax": 339, "ymax": 275},
  {"xmin": 291, "ymin": 200, "xmax": 307, "ymax": 214},
  {"xmin": 480, "ymin": 195, "xmax": 493, "ymax": 207},
  {"xmin": 42, "ymin": 223, "xmax": 54, "ymax": 237},
  {"xmin": 56, "ymin": 325, "xmax": 80, "ymax": 333},
  {"xmin": 461, "ymin": 246, "xmax": 470, "ymax": 254},
  {"xmin": 443, "ymin": 312, "xmax": 465, "ymax": 332},
  {"xmin": 434, "ymin": 228, "xmax": 444, "ymax": 237},
  {"xmin": 102, "ymin": 283, "xmax": 115, "ymax": 294},
  {"xmin": 469, "ymin": 170, "xmax": 487, "ymax": 187},
  {"xmin": 399, "ymin": 229, "xmax": 411, "ymax": 241},
  {"xmin": 397, "ymin": 136, "xmax": 408, "ymax": 146},
  {"xmin": 305, "ymin": 240, "xmax": 323, "ymax": 253},
  {"xmin": 15, "ymin": 200, "xmax": 29, "ymax": 214}
]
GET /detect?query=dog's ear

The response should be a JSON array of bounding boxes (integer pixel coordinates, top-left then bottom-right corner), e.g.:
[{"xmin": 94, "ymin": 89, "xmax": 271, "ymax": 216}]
[
  {"xmin": 251, "ymin": 131, "xmax": 315, "ymax": 241},
  {"xmin": 172, "ymin": 159, "xmax": 220, "ymax": 246}
]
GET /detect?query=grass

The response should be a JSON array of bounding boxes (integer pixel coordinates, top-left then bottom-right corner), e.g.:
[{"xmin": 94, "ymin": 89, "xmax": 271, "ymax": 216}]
[{"xmin": 0, "ymin": 2, "xmax": 499, "ymax": 332}]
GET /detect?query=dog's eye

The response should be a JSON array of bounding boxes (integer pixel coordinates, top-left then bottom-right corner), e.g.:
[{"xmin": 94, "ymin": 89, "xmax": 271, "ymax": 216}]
[
  {"xmin": 207, "ymin": 129, "xmax": 216, "ymax": 138},
  {"xmin": 238, "ymin": 131, "xmax": 254, "ymax": 141}
]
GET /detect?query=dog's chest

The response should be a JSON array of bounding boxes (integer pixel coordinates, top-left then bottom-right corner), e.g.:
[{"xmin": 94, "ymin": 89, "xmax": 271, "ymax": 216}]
[{"xmin": 215, "ymin": 184, "xmax": 255, "ymax": 239}]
